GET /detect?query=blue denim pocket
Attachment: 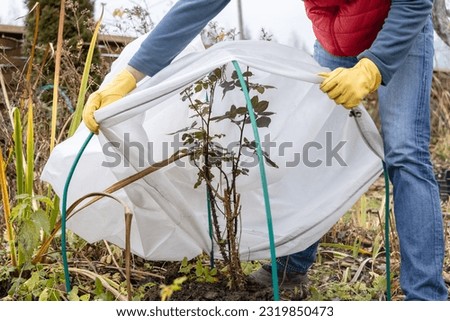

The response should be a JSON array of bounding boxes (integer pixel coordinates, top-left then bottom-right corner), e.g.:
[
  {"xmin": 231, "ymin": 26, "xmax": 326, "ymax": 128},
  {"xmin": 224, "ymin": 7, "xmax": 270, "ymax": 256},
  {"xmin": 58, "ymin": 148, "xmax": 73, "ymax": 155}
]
[{"xmin": 408, "ymin": 17, "xmax": 433, "ymax": 57}]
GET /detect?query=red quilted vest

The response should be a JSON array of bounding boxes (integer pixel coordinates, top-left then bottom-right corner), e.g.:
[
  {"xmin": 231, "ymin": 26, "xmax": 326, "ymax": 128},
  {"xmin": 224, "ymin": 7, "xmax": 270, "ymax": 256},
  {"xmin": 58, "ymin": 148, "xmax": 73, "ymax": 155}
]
[{"xmin": 304, "ymin": 0, "xmax": 391, "ymax": 56}]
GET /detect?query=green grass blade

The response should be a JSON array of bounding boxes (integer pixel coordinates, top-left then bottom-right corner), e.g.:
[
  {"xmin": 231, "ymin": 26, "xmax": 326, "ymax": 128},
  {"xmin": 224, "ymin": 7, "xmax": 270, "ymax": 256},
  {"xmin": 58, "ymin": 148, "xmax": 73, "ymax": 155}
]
[
  {"xmin": 13, "ymin": 108, "xmax": 25, "ymax": 196},
  {"xmin": 25, "ymin": 101, "xmax": 34, "ymax": 195},
  {"xmin": 49, "ymin": 195, "xmax": 60, "ymax": 232},
  {"xmin": 68, "ymin": 6, "xmax": 105, "ymax": 136}
]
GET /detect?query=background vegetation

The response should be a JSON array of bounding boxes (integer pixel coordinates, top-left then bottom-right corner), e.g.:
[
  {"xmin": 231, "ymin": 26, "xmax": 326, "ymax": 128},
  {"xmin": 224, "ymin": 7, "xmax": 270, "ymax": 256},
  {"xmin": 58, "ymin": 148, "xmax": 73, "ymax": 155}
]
[{"xmin": 0, "ymin": 1, "xmax": 449, "ymax": 301}]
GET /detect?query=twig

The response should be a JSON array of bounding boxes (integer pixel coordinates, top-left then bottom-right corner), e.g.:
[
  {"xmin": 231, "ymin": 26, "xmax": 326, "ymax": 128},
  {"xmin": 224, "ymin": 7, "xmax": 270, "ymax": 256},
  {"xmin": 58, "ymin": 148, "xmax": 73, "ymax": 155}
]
[
  {"xmin": 33, "ymin": 149, "xmax": 190, "ymax": 264},
  {"xmin": 350, "ymin": 257, "xmax": 372, "ymax": 283},
  {"xmin": 93, "ymin": 263, "xmax": 165, "ymax": 280},
  {"xmin": 103, "ymin": 240, "xmax": 126, "ymax": 279},
  {"xmin": 68, "ymin": 267, "xmax": 127, "ymax": 301}
]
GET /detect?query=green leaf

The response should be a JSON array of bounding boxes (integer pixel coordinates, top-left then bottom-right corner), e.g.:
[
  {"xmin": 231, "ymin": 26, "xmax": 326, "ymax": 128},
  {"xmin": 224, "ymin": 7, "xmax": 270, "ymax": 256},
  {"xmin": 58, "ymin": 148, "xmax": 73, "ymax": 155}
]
[
  {"xmin": 23, "ymin": 271, "xmax": 40, "ymax": 292},
  {"xmin": 33, "ymin": 209, "xmax": 51, "ymax": 235},
  {"xmin": 209, "ymin": 268, "xmax": 218, "ymax": 276},
  {"xmin": 68, "ymin": 286, "xmax": 80, "ymax": 301},
  {"xmin": 213, "ymin": 68, "xmax": 222, "ymax": 78},
  {"xmin": 18, "ymin": 220, "xmax": 40, "ymax": 262},
  {"xmin": 258, "ymin": 111, "xmax": 275, "ymax": 116},
  {"xmin": 80, "ymin": 294, "xmax": 91, "ymax": 301},
  {"xmin": 200, "ymin": 107, "xmax": 210, "ymax": 117},
  {"xmin": 39, "ymin": 288, "xmax": 50, "ymax": 301},
  {"xmin": 256, "ymin": 116, "xmax": 271, "ymax": 128},
  {"xmin": 11, "ymin": 202, "xmax": 29, "ymax": 221},
  {"xmin": 263, "ymin": 153, "xmax": 279, "ymax": 168},
  {"xmin": 250, "ymin": 95, "xmax": 259, "ymax": 107},
  {"xmin": 174, "ymin": 276, "xmax": 187, "ymax": 287},
  {"xmin": 49, "ymin": 195, "xmax": 60, "ymax": 232},
  {"xmin": 33, "ymin": 195, "xmax": 54, "ymax": 208},
  {"xmin": 208, "ymin": 74, "xmax": 218, "ymax": 82},
  {"xmin": 254, "ymin": 100, "xmax": 269, "ymax": 113},
  {"xmin": 179, "ymin": 257, "xmax": 193, "ymax": 274},
  {"xmin": 15, "ymin": 194, "xmax": 31, "ymax": 201},
  {"xmin": 193, "ymin": 173, "xmax": 203, "ymax": 189},
  {"xmin": 95, "ymin": 277, "xmax": 105, "ymax": 296},
  {"xmin": 225, "ymin": 107, "xmax": 237, "ymax": 119},
  {"xmin": 195, "ymin": 259, "xmax": 203, "ymax": 277},
  {"xmin": 220, "ymin": 80, "xmax": 236, "ymax": 98},
  {"xmin": 194, "ymin": 84, "xmax": 203, "ymax": 93},
  {"xmin": 236, "ymin": 107, "xmax": 247, "ymax": 115},
  {"xmin": 241, "ymin": 262, "xmax": 254, "ymax": 275}
]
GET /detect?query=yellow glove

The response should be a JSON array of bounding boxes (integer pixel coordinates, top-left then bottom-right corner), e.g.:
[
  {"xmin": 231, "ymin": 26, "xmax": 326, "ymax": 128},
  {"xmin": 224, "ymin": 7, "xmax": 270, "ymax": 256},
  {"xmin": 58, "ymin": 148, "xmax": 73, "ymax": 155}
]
[
  {"xmin": 82, "ymin": 69, "xmax": 137, "ymax": 134},
  {"xmin": 319, "ymin": 58, "xmax": 381, "ymax": 109}
]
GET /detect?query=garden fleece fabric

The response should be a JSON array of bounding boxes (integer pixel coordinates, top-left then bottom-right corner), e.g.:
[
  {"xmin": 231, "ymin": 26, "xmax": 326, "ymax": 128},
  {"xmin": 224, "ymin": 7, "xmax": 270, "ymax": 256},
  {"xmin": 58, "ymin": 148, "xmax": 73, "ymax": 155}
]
[{"xmin": 42, "ymin": 34, "xmax": 383, "ymax": 261}]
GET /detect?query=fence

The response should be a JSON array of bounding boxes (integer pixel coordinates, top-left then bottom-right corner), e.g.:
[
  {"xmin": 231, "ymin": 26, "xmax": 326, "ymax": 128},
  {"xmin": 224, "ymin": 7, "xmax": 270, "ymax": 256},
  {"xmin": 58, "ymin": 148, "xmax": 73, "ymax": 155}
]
[{"xmin": 0, "ymin": 24, "xmax": 135, "ymax": 95}]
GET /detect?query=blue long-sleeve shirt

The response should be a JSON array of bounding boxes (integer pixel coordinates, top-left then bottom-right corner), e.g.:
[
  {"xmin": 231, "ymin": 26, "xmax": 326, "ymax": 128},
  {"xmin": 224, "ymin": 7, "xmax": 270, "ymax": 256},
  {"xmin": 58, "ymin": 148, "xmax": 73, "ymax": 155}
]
[{"xmin": 128, "ymin": 0, "xmax": 433, "ymax": 85}]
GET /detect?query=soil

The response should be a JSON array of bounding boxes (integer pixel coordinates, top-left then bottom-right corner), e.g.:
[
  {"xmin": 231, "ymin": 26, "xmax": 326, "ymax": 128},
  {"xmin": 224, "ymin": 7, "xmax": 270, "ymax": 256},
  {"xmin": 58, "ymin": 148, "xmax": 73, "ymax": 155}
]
[{"xmin": 143, "ymin": 262, "xmax": 306, "ymax": 301}]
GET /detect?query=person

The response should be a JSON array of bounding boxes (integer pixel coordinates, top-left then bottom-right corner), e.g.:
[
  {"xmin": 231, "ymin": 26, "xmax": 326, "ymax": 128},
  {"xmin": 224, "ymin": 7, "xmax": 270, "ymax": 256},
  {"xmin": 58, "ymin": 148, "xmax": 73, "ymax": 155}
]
[{"xmin": 82, "ymin": 0, "xmax": 448, "ymax": 300}]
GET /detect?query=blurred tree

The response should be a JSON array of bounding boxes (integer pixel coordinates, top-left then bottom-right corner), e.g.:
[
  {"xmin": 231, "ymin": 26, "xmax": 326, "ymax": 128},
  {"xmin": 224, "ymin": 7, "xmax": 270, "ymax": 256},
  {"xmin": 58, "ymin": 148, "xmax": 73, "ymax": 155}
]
[{"xmin": 24, "ymin": 0, "xmax": 100, "ymax": 85}]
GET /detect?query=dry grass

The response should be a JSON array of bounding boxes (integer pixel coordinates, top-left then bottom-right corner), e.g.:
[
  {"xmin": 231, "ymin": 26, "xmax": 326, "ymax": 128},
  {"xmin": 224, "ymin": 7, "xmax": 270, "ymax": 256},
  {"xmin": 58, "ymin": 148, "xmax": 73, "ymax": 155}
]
[
  {"xmin": 1, "ymin": 40, "xmax": 449, "ymax": 299},
  {"xmin": 311, "ymin": 70, "xmax": 450, "ymax": 300}
]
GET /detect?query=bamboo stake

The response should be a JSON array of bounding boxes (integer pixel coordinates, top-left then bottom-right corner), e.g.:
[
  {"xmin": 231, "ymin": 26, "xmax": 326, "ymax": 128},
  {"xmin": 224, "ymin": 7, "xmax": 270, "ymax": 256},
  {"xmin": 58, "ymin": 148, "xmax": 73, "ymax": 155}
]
[
  {"xmin": 50, "ymin": 0, "xmax": 66, "ymax": 151},
  {"xmin": 125, "ymin": 212, "xmax": 133, "ymax": 301},
  {"xmin": 0, "ymin": 151, "xmax": 17, "ymax": 266}
]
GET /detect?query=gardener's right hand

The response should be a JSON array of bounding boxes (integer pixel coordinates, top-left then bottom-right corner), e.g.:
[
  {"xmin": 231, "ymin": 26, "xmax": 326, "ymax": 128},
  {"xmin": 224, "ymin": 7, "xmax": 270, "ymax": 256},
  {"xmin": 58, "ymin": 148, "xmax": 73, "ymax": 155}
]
[{"xmin": 82, "ymin": 68, "xmax": 137, "ymax": 134}]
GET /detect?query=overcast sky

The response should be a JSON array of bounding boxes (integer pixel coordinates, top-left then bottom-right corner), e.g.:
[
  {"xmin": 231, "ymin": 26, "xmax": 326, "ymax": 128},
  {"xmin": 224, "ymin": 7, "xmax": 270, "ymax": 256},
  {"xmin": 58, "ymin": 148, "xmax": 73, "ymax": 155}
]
[
  {"xmin": 1, "ymin": 0, "xmax": 449, "ymax": 69},
  {"xmin": 1, "ymin": 1, "xmax": 314, "ymax": 48}
]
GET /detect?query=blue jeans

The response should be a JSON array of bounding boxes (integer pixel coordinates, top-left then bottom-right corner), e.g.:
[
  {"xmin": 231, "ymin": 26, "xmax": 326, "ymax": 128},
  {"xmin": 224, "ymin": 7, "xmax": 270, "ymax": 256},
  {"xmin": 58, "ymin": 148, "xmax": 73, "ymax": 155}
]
[{"xmin": 278, "ymin": 18, "xmax": 447, "ymax": 300}]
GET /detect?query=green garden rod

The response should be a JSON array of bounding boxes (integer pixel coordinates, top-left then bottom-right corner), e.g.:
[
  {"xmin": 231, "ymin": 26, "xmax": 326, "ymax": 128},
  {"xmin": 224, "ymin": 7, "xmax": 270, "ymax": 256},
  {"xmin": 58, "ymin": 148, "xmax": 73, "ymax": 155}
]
[
  {"xmin": 60, "ymin": 64, "xmax": 391, "ymax": 302},
  {"xmin": 206, "ymin": 189, "xmax": 215, "ymax": 268},
  {"xmin": 205, "ymin": 92, "xmax": 215, "ymax": 269},
  {"xmin": 233, "ymin": 60, "xmax": 392, "ymax": 301},
  {"xmin": 232, "ymin": 61, "xmax": 280, "ymax": 301},
  {"xmin": 61, "ymin": 131, "xmax": 94, "ymax": 292}
]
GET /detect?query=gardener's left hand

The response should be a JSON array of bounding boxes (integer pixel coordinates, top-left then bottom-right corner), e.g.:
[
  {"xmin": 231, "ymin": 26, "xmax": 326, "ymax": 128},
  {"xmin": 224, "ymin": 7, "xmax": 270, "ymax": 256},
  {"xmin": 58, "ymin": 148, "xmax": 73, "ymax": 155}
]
[{"xmin": 319, "ymin": 58, "xmax": 382, "ymax": 109}]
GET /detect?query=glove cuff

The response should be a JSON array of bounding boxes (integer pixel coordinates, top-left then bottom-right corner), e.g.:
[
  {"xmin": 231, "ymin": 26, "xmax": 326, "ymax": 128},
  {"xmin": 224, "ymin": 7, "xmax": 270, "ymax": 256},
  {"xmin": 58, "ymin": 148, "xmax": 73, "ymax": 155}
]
[
  {"xmin": 105, "ymin": 69, "xmax": 137, "ymax": 96},
  {"xmin": 100, "ymin": 69, "xmax": 136, "ymax": 97},
  {"xmin": 360, "ymin": 58, "xmax": 381, "ymax": 92}
]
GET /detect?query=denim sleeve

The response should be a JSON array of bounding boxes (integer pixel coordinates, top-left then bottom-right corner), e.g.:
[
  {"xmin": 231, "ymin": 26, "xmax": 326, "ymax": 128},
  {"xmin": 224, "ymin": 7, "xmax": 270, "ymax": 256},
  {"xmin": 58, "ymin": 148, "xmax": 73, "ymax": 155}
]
[
  {"xmin": 358, "ymin": 0, "xmax": 433, "ymax": 85},
  {"xmin": 129, "ymin": 0, "xmax": 231, "ymax": 76}
]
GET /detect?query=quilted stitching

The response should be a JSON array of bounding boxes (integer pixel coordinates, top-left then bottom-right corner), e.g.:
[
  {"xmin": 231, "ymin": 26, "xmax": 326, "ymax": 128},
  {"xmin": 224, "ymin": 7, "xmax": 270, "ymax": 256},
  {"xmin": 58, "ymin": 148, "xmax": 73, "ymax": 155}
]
[{"xmin": 305, "ymin": 0, "xmax": 390, "ymax": 56}]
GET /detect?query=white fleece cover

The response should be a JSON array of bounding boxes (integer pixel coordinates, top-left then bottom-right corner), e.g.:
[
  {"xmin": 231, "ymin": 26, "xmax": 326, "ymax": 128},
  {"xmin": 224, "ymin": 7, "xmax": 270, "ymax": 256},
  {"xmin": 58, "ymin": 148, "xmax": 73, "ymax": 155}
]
[{"xmin": 42, "ymin": 35, "xmax": 383, "ymax": 260}]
